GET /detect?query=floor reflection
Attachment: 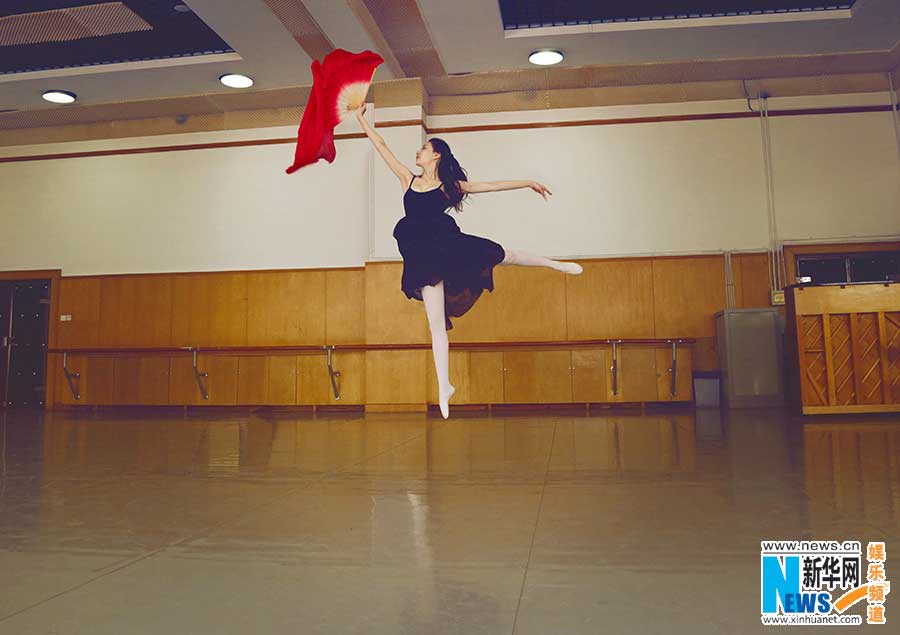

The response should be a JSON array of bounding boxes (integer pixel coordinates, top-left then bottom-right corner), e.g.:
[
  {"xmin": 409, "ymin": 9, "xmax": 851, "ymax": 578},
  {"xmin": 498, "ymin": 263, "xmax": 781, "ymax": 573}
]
[{"xmin": 0, "ymin": 406, "xmax": 898, "ymax": 633}]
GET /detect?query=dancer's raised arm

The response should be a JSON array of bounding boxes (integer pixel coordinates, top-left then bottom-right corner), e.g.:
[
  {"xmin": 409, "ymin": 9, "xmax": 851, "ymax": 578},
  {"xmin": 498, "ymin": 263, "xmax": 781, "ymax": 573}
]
[
  {"xmin": 355, "ymin": 103, "xmax": 413, "ymax": 187},
  {"xmin": 460, "ymin": 179, "xmax": 552, "ymax": 200}
]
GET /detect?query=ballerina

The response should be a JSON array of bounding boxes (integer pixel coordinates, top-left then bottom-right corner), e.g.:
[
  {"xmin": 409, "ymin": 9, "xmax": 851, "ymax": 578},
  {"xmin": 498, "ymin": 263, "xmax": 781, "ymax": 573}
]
[{"xmin": 356, "ymin": 103, "xmax": 582, "ymax": 419}]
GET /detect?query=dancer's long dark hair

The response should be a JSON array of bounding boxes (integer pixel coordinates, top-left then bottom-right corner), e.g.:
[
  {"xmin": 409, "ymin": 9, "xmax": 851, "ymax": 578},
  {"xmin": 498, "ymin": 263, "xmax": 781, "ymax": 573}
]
[{"xmin": 429, "ymin": 137, "xmax": 469, "ymax": 213}]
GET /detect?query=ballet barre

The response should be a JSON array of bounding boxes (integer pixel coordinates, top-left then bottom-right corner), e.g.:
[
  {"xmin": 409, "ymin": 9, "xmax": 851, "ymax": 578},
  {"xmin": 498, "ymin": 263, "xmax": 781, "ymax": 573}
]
[
  {"xmin": 49, "ymin": 338, "xmax": 693, "ymax": 404},
  {"xmin": 48, "ymin": 345, "xmax": 345, "ymax": 402}
]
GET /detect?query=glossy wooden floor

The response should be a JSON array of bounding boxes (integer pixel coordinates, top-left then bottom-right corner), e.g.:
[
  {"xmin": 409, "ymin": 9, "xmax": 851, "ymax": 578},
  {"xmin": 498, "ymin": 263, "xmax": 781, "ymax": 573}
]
[{"xmin": 0, "ymin": 407, "xmax": 897, "ymax": 634}]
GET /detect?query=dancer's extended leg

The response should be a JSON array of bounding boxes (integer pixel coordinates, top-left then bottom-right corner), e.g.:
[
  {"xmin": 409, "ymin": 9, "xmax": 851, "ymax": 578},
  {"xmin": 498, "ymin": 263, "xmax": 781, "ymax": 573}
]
[
  {"xmin": 500, "ymin": 248, "xmax": 583, "ymax": 274},
  {"xmin": 421, "ymin": 281, "xmax": 455, "ymax": 419}
]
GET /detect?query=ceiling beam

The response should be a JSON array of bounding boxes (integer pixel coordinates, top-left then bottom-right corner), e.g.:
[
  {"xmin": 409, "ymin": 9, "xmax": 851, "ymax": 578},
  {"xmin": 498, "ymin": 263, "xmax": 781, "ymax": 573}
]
[
  {"xmin": 261, "ymin": 0, "xmax": 334, "ymax": 61},
  {"xmin": 343, "ymin": 0, "xmax": 405, "ymax": 78},
  {"xmin": 354, "ymin": 0, "xmax": 445, "ymax": 78}
]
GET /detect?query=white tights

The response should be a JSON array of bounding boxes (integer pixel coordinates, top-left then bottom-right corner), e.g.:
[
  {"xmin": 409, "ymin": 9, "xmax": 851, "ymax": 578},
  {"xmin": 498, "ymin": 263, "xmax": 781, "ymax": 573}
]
[{"xmin": 421, "ymin": 248, "xmax": 582, "ymax": 419}]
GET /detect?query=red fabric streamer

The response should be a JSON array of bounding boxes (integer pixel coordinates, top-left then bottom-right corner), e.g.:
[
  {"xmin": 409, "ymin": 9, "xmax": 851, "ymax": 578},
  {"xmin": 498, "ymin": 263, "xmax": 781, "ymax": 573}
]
[{"xmin": 286, "ymin": 48, "xmax": 384, "ymax": 174}]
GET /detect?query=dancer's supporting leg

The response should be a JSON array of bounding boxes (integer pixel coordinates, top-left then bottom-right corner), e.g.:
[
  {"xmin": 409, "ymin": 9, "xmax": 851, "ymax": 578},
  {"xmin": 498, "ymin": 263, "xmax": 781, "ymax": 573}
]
[
  {"xmin": 421, "ymin": 281, "xmax": 455, "ymax": 419},
  {"xmin": 500, "ymin": 248, "xmax": 583, "ymax": 274}
]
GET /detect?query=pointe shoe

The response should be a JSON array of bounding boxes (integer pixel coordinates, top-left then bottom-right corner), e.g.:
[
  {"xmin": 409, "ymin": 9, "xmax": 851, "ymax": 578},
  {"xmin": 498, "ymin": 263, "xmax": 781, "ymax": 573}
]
[
  {"xmin": 438, "ymin": 384, "xmax": 456, "ymax": 419},
  {"xmin": 559, "ymin": 262, "xmax": 583, "ymax": 275}
]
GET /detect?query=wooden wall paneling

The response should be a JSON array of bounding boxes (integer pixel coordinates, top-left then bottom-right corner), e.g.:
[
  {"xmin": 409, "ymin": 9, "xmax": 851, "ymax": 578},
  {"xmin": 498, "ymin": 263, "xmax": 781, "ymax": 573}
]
[
  {"xmin": 572, "ymin": 347, "xmax": 609, "ymax": 403},
  {"xmin": 209, "ymin": 274, "xmax": 249, "ymax": 347},
  {"xmin": 247, "ymin": 270, "xmax": 326, "ymax": 346},
  {"xmin": 427, "ymin": 350, "xmax": 470, "ymax": 404},
  {"xmin": 492, "ymin": 267, "xmax": 568, "ymax": 342},
  {"xmin": 134, "ymin": 275, "xmax": 174, "ymax": 346},
  {"xmin": 468, "ymin": 351, "xmax": 503, "ymax": 404},
  {"xmin": 113, "ymin": 356, "xmax": 141, "ymax": 404},
  {"xmin": 732, "ymin": 253, "xmax": 771, "ymax": 308},
  {"xmin": 267, "ymin": 355, "xmax": 298, "ymax": 405},
  {"xmin": 138, "ymin": 356, "xmax": 171, "ymax": 405},
  {"xmin": 566, "ymin": 260, "xmax": 655, "ymax": 339},
  {"xmin": 171, "ymin": 274, "xmax": 207, "ymax": 347},
  {"xmin": 205, "ymin": 355, "xmax": 239, "ymax": 405},
  {"xmin": 330, "ymin": 351, "xmax": 365, "ymax": 404},
  {"xmin": 99, "ymin": 277, "xmax": 136, "ymax": 346},
  {"xmin": 57, "ymin": 277, "xmax": 101, "ymax": 347},
  {"xmin": 655, "ymin": 346, "xmax": 694, "ymax": 401},
  {"xmin": 364, "ymin": 350, "xmax": 427, "ymax": 404},
  {"xmin": 55, "ymin": 353, "xmax": 86, "ymax": 405},
  {"xmin": 619, "ymin": 346, "xmax": 658, "ymax": 402},
  {"xmin": 172, "ymin": 273, "xmax": 248, "ymax": 347},
  {"xmin": 325, "ymin": 269, "xmax": 365, "ymax": 344},
  {"xmin": 169, "ymin": 355, "xmax": 204, "ymax": 406},
  {"xmin": 237, "ymin": 356, "xmax": 269, "ymax": 405},
  {"xmin": 503, "ymin": 350, "xmax": 572, "ymax": 404},
  {"xmin": 691, "ymin": 337, "xmax": 719, "ymax": 373},
  {"xmin": 365, "ymin": 263, "xmax": 429, "ymax": 344},
  {"xmin": 86, "ymin": 356, "xmax": 115, "ymax": 405},
  {"xmin": 98, "ymin": 275, "xmax": 173, "ymax": 348},
  {"xmin": 652, "ymin": 256, "xmax": 726, "ymax": 338},
  {"xmin": 298, "ymin": 354, "xmax": 333, "ymax": 405}
]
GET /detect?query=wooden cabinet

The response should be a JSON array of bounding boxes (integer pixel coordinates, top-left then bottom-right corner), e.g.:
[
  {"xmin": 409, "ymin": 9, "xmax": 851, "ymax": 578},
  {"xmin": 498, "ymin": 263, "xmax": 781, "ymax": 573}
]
[
  {"xmin": 655, "ymin": 346, "xmax": 693, "ymax": 401},
  {"xmin": 503, "ymin": 350, "xmax": 573, "ymax": 403},
  {"xmin": 267, "ymin": 356, "xmax": 298, "ymax": 405},
  {"xmin": 237, "ymin": 356, "xmax": 269, "ymax": 405},
  {"xmin": 468, "ymin": 351, "xmax": 504, "ymax": 404},
  {"xmin": 572, "ymin": 348, "xmax": 609, "ymax": 402},
  {"xmin": 617, "ymin": 347, "xmax": 658, "ymax": 402},
  {"xmin": 365, "ymin": 350, "xmax": 427, "ymax": 404}
]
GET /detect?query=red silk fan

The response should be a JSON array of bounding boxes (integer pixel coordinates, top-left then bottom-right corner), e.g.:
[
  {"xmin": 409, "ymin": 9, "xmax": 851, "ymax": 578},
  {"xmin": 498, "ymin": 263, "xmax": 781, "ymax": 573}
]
[{"xmin": 285, "ymin": 48, "xmax": 384, "ymax": 174}]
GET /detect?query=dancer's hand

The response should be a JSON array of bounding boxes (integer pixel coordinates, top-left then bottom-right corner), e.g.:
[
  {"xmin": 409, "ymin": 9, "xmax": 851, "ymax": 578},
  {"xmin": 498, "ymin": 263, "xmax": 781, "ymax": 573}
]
[
  {"xmin": 356, "ymin": 102, "xmax": 367, "ymax": 119},
  {"xmin": 530, "ymin": 181, "xmax": 552, "ymax": 200}
]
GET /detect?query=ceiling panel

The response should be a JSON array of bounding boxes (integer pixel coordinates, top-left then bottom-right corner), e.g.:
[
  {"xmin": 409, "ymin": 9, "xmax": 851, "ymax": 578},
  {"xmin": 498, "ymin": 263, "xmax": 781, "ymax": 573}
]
[
  {"xmin": 498, "ymin": 1, "xmax": 857, "ymax": 30},
  {"xmin": 419, "ymin": 0, "xmax": 900, "ymax": 73},
  {"xmin": 0, "ymin": 0, "xmax": 234, "ymax": 75}
]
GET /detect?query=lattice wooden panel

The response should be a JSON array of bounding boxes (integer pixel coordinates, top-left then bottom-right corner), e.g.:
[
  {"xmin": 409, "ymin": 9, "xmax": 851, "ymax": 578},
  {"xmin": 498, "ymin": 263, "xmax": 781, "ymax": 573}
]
[
  {"xmin": 886, "ymin": 312, "xmax": 900, "ymax": 404},
  {"xmin": 799, "ymin": 315, "xmax": 827, "ymax": 406},
  {"xmin": 855, "ymin": 313, "xmax": 883, "ymax": 405},
  {"xmin": 830, "ymin": 314, "xmax": 855, "ymax": 406}
]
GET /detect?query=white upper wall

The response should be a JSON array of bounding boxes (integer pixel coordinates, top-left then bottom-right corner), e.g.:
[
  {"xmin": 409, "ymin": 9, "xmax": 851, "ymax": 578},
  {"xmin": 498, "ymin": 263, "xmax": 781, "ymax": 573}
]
[{"xmin": 1, "ymin": 94, "xmax": 898, "ymax": 275}]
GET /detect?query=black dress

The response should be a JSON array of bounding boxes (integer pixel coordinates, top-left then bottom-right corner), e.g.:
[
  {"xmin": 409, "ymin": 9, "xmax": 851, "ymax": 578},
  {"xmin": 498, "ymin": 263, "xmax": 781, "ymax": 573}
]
[{"xmin": 392, "ymin": 175, "xmax": 506, "ymax": 331}]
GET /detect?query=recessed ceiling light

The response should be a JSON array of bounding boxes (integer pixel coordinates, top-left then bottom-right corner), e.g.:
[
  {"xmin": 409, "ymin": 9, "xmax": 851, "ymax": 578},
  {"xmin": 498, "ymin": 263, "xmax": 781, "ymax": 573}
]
[
  {"xmin": 528, "ymin": 49, "xmax": 563, "ymax": 66},
  {"xmin": 173, "ymin": 3, "xmax": 192, "ymax": 12},
  {"xmin": 42, "ymin": 90, "xmax": 77, "ymax": 104},
  {"xmin": 219, "ymin": 74, "xmax": 254, "ymax": 89}
]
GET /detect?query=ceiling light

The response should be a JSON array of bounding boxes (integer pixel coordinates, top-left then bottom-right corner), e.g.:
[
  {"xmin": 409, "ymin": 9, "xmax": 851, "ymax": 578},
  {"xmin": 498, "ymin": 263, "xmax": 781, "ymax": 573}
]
[
  {"xmin": 528, "ymin": 49, "xmax": 563, "ymax": 66},
  {"xmin": 219, "ymin": 74, "xmax": 254, "ymax": 89},
  {"xmin": 42, "ymin": 90, "xmax": 77, "ymax": 104},
  {"xmin": 173, "ymin": 4, "xmax": 192, "ymax": 12}
]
